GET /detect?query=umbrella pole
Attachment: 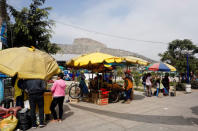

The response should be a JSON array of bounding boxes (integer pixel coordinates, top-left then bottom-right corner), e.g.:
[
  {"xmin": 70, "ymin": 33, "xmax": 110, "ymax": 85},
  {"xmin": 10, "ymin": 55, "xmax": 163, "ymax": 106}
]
[
  {"xmin": 114, "ymin": 71, "xmax": 117, "ymax": 83},
  {"xmin": 98, "ymin": 72, "xmax": 99, "ymax": 91}
]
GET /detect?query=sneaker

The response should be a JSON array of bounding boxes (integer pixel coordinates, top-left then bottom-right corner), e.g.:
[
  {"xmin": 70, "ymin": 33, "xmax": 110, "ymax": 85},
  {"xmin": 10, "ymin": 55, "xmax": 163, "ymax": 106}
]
[{"xmin": 39, "ymin": 124, "xmax": 46, "ymax": 128}]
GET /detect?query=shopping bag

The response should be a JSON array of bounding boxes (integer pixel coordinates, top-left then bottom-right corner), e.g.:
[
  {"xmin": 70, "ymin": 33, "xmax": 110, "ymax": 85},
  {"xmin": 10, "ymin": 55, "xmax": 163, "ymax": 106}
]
[{"xmin": 0, "ymin": 115, "xmax": 18, "ymax": 131}]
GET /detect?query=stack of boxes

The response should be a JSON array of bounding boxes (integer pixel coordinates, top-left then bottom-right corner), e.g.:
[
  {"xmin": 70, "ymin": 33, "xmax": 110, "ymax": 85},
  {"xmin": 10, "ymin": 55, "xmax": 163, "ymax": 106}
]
[{"xmin": 91, "ymin": 89, "xmax": 109, "ymax": 105}]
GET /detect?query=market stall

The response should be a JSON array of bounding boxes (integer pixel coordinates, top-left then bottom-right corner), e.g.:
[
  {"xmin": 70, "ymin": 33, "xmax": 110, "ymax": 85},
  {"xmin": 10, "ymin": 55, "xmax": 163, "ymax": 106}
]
[
  {"xmin": 66, "ymin": 52, "xmax": 149, "ymax": 105},
  {"xmin": 145, "ymin": 62, "xmax": 177, "ymax": 96},
  {"xmin": 66, "ymin": 52, "xmax": 126, "ymax": 105}
]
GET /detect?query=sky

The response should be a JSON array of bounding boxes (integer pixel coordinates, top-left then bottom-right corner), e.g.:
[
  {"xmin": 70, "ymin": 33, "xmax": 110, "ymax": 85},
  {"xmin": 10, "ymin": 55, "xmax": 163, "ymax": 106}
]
[{"xmin": 7, "ymin": 0, "xmax": 198, "ymax": 61}]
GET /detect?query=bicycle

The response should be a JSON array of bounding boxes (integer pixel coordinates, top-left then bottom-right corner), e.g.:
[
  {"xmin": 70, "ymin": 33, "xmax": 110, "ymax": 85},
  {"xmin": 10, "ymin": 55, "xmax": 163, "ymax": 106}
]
[{"xmin": 68, "ymin": 81, "xmax": 82, "ymax": 99}]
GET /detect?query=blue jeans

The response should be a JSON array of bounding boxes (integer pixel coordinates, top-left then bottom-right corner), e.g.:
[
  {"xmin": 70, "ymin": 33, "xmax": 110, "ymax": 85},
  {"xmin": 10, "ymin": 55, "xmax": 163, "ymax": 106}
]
[
  {"xmin": 125, "ymin": 88, "xmax": 132, "ymax": 101},
  {"xmin": 143, "ymin": 82, "xmax": 146, "ymax": 91}
]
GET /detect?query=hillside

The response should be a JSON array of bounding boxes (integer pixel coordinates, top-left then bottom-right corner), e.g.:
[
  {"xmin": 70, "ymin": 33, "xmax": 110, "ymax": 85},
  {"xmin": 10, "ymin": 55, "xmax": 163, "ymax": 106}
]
[{"xmin": 56, "ymin": 38, "xmax": 155, "ymax": 63}]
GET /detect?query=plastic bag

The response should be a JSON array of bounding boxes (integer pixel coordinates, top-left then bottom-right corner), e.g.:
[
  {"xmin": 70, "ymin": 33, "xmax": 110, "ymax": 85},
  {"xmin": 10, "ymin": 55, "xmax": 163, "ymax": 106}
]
[{"xmin": 0, "ymin": 115, "xmax": 18, "ymax": 131}]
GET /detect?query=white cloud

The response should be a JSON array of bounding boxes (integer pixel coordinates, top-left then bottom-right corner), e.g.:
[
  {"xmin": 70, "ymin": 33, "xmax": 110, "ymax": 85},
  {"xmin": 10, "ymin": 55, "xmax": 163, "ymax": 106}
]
[{"xmin": 8, "ymin": 0, "xmax": 198, "ymax": 60}]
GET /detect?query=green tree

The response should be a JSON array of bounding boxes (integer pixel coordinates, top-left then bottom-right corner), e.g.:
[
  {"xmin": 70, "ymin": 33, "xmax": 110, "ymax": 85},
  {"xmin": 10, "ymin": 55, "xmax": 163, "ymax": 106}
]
[
  {"xmin": 132, "ymin": 71, "xmax": 141, "ymax": 88},
  {"xmin": 7, "ymin": 0, "xmax": 60, "ymax": 54},
  {"xmin": 159, "ymin": 39, "xmax": 198, "ymax": 73}
]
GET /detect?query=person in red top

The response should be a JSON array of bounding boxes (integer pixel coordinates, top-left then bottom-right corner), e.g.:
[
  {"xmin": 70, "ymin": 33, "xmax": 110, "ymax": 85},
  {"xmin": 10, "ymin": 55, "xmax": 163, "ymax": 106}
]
[{"xmin": 50, "ymin": 73, "xmax": 66, "ymax": 122}]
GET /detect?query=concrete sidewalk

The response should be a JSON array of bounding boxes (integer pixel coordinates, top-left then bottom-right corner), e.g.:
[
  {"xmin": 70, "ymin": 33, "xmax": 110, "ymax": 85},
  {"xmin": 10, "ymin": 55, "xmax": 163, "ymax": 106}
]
[{"xmin": 34, "ymin": 90, "xmax": 198, "ymax": 131}]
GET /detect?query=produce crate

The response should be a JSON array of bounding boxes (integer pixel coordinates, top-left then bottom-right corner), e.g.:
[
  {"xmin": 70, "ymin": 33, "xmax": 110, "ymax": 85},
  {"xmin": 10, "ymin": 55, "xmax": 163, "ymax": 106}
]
[
  {"xmin": 91, "ymin": 92, "xmax": 98, "ymax": 99},
  {"xmin": 92, "ymin": 91, "xmax": 109, "ymax": 98},
  {"xmin": 82, "ymin": 97, "xmax": 90, "ymax": 102},
  {"xmin": 92, "ymin": 97, "xmax": 98, "ymax": 104},
  {"xmin": 98, "ymin": 91, "xmax": 109, "ymax": 98},
  {"xmin": 97, "ymin": 98, "xmax": 108, "ymax": 105}
]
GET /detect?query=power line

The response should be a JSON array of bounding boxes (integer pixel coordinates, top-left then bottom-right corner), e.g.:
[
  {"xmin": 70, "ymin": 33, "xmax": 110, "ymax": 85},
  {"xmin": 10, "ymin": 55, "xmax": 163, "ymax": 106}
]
[{"xmin": 55, "ymin": 20, "xmax": 169, "ymax": 45}]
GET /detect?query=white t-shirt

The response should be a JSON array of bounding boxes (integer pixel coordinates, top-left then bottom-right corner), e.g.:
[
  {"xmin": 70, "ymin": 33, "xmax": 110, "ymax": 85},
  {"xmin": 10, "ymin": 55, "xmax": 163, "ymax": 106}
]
[{"xmin": 146, "ymin": 76, "xmax": 152, "ymax": 86}]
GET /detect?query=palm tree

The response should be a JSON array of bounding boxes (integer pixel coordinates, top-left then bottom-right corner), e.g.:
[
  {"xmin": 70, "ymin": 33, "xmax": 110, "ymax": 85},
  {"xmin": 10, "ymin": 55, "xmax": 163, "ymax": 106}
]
[{"xmin": 0, "ymin": 0, "xmax": 7, "ymax": 26}]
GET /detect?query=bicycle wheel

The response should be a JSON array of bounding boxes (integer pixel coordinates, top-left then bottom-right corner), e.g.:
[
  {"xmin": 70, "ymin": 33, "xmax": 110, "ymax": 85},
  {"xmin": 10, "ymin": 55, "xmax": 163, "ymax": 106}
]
[
  {"xmin": 69, "ymin": 84, "xmax": 82, "ymax": 99},
  {"xmin": 109, "ymin": 91, "xmax": 120, "ymax": 103}
]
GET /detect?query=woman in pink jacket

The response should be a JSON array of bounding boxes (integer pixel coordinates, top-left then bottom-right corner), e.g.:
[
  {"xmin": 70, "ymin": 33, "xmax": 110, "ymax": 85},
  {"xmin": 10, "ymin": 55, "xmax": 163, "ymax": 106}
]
[{"xmin": 50, "ymin": 73, "xmax": 66, "ymax": 122}]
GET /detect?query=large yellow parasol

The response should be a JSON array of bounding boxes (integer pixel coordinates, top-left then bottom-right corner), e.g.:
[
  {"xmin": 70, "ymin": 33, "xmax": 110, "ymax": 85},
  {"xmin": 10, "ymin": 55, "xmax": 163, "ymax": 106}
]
[
  {"xmin": 66, "ymin": 52, "xmax": 123, "ymax": 68},
  {"xmin": 0, "ymin": 47, "xmax": 60, "ymax": 80},
  {"xmin": 123, "ymin": 56, "xmax": 150, "ymax": 66}
]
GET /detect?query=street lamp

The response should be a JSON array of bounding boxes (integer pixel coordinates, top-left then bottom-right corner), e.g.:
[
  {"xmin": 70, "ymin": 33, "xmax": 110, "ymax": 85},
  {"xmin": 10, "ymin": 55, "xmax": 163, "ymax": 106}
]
[
  {"xmin": 186, "ymin": 53, "xmax": 190, "ymax": 84},
  {"xmin": 182, "ymin": 50, "xmax": 192, "ymax": 93}
]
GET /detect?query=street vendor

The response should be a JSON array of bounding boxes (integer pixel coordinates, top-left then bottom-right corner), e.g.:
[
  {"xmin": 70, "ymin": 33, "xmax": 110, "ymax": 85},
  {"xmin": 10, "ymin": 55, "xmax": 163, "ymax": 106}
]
[
  {"xmin": 122, "ymin": 70, "xmax": 133, "ymax": 104},
  {"xmin": 79, "ymin": 71, "xmax": 89, "ymax": 97}
]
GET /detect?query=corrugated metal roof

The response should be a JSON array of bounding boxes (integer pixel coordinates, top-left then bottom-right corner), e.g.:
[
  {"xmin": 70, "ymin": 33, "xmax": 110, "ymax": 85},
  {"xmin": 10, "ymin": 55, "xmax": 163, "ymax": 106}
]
[{"xmin": 52, "ymin": 54, "xmax": 79, "ymax": 62}]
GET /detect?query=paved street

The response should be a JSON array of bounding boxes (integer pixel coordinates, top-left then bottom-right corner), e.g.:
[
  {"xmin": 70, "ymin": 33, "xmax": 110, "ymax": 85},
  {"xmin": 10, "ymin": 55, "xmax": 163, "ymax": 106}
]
[{"xmin": 33, "ymin": 90, "xmax": 198, "ymax": 131}]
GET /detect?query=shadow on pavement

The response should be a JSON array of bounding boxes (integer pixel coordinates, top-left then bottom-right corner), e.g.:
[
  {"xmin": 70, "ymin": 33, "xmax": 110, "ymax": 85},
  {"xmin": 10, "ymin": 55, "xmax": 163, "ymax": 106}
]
[
  {"xmin": 191, "ymin": 106, "xmax": 198, "ymax": 115},
  {"xmin": 62, "ymin": 104, "xmax": 74, "ymax": 120},
  {"xmin": 70, "ymin": 104, "xmax": 198, "ymax": 125},
  {"xmin": 133, "ymin": 94, "xmax": 145, "ymax": 100}
]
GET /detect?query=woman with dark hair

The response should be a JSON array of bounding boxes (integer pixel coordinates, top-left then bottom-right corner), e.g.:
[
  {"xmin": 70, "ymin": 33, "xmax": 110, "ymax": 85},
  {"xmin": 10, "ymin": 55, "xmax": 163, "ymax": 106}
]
[{"xmin": 50, "ymin": 73, "xmax": 66, "ymax": 122}]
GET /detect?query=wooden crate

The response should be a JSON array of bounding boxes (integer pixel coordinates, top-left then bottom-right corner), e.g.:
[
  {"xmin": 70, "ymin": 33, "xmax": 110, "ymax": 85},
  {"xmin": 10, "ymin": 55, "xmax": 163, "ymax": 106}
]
[
  {"xmin": 69, "ymin": 97, "xmax": 79, "ymax": 103},
  {"xmin": 98, "ymin": 93, "xmax": 109, "ymax": 99},
  {"xmin": 91, "ymin": 91, "xmax": 109, "ymax": 99},
  {"xmin": 91, "ymin": 92, "xmax": 98, "ymax": 99},
  {"xmin": 97, "ymin": 98, "xmax": 108, "ymax": 105},
  {"xmin": 82, "ymin": 97, "xmax": 90, "ymax": 102}
]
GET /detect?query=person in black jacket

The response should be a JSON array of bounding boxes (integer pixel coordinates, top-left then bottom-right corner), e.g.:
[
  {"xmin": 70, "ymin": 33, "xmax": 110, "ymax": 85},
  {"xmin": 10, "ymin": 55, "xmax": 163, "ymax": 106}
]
[
  {"xmin": 24, "ymin": 79, "xmax": 46, "ymax": 128},
  {"xmin": 162, "ymin": 73, "xmax": 170, "ymax": 95}
]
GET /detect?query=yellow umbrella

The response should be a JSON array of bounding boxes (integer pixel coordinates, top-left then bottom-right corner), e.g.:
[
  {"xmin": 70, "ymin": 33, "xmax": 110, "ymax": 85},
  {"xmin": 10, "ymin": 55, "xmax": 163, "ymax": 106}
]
[
  {"xmin": 164, "ymin": 63, "xmax": 177, "ymax": 72},
  {"xmin": 123, "ymin": 56, "xmax": 150, "ymax": 66},
  {"xmin": 0, "ymin": 47, "xmax": 60, "ymax": 80},
  {"xmin": 66, "ymin": 52, "xmax": 123, "ymax": 68}
]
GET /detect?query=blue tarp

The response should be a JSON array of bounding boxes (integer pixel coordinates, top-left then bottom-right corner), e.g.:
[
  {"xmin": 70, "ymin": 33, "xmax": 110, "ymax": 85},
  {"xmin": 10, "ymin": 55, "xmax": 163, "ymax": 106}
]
[
  {"xmin": 0, "ymin": 73, "xmax": 8, "ymax": 78},
  {"xmin": 0, "ymin": 79, "xmax": 4, "ymax": 103}
]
